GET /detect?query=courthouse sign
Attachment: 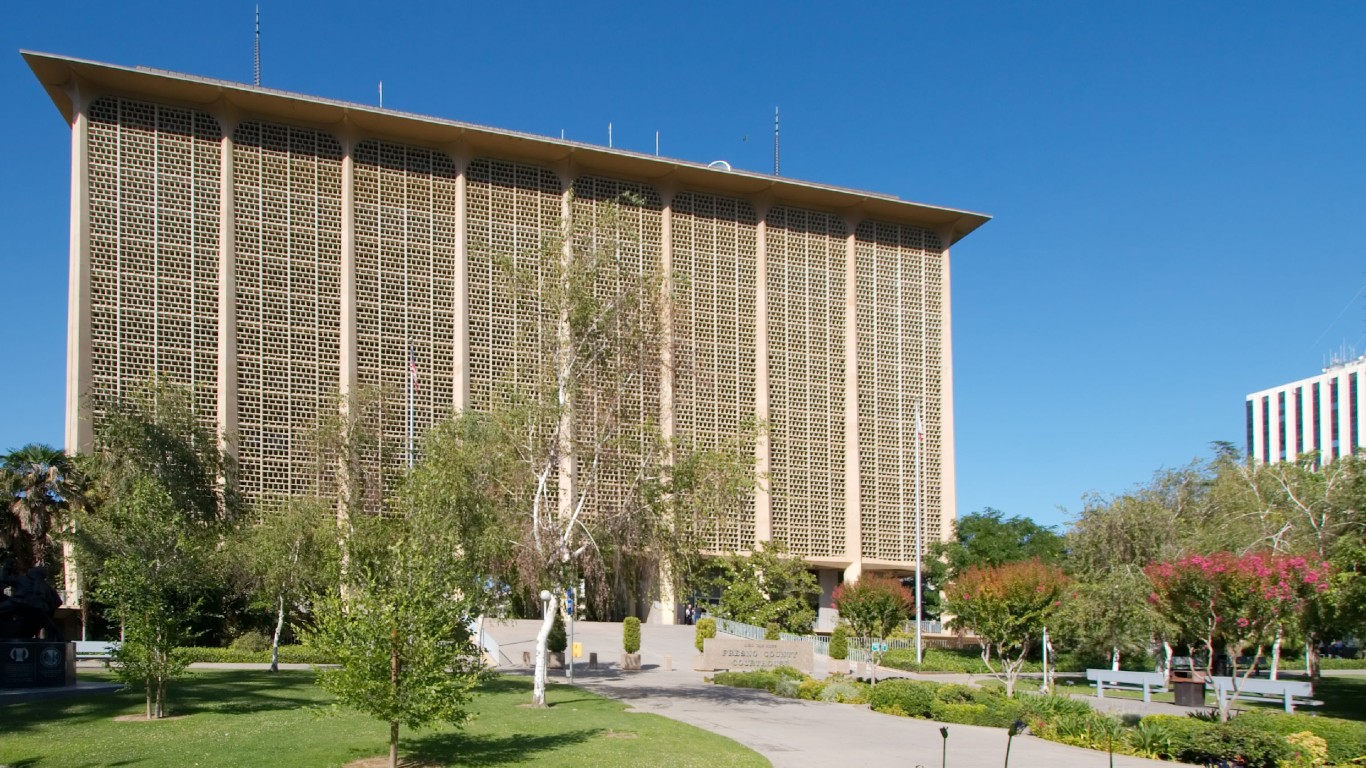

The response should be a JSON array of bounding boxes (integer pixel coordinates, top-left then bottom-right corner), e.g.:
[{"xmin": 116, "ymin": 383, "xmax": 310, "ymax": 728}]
[{"xmin": 702, "ymin": 638, "xmax": 813, "ymax": 674}]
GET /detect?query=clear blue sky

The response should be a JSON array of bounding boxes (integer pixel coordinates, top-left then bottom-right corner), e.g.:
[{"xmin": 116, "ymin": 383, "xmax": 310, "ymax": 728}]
[{"xmin": 4, "ymin": 1, "xmax": 1364, "ymax": 532}]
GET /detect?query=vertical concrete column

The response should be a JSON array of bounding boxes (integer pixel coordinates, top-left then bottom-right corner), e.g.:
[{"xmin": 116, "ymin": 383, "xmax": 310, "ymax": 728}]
[
  {"xmin": 753, "ymin": 200, "xmax": 772, "ymax": 547},
  {"xmin": 65, "ymin": 83, "xmax": 92, "ymax": 455},
  {"xmin": 655, "ymin": 186, "xmax": 678, "ymax": 625},
  {"xmin": 450, "ymin": 148, "xmax": 470, "ymax": 411},
  {"xmin": 659, "ymin": 187, "xmax": 676, "ymax": 466},
  {"xmin": 339, "ymin": 131, "xmax": 358, "ymax": 404},
  {"xmin": 936, "ymin": 226, "xmax": 958, "ymax": 543},
  {"xmin": 63, "ymin": 82, "xmax": 91, "ymax": 614},
  {"xmin": 1339, "ymin": 373, "xmax": 1351, "ymax": 459},
  {"xmin": 842, "ymin": 219, "xmax": 862, "ymax": 571},
  {"xmin": 217, "ymin": 114, "xmax": 239, "ymax": 462},
  {"xmin": 556, "ymin": 169, "xmax": 576, "ymax": 518}
]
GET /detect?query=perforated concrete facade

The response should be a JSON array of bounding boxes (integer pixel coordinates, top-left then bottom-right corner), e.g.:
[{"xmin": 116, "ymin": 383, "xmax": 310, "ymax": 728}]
[{"xmin": 31, "ymin": 51, "xmax": 987, "ymax": 582}]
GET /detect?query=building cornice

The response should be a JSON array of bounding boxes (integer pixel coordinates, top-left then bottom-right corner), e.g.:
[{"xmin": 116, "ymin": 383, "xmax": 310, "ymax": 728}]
[{"xmin": 24, "ymin": 50, "xmax": 991, "ymax": 245}]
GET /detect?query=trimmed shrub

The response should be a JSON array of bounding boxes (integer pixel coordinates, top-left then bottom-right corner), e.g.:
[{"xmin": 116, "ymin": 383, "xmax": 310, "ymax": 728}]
[
  {"xmin": 694, "ymin": 617, "xmax": 716, "ymax": 653},
  {"xmin": 774, "ymin": 678, "xmax": 802, "ymax": 698},
  {"xmin": 548, "ymin": 611, "xmax": 567, "ymax": 654},
  {"xmin": 1137, "ymin": 715, "xmax": 1290, "ymax": 768},
  {"xmin": 764, "ymin": 623, "xmax": 780, "ymax": 640},
  {"xmin": 933, "ymin": 683, "xmax": 989, "ymax": 705},
  {"xmin": 796, "ymin": 679, "xmax": 827, "ymax": 700},
  {"xmin": 1232, "ymin": 710, "xmax": 1366, "ymax": 765},
  {"xmin": 174, "ymin": 645, "xmax": 336, "ymax": 664},
  {"xmin": 818, "ymin": 681, "xmax": 865, "ymax": 703},
  {"xmin": 828, "ymin": 625, "xmax": 849, "ymax": 661},
  {"xmin": 931, "ymin": 700, "xmax": 1024, "ymax": 729},
  {"xmin": 868, "ymin": 679, "xmax": 940, "ymax": 718},
  {"xmin": 712, "ymin": 666, "xmax": 804, "ymax": 693},
  {"xmin": 228, "ymin": 631, "xmax": 271, "ymax": 653},
  {"xmin": 1284, "ymin": 731, "xmax": 1329, "ymax": 768},
  {"xmin": 623, "ymin": 616, "xmax": 641, "ymax": 654}
]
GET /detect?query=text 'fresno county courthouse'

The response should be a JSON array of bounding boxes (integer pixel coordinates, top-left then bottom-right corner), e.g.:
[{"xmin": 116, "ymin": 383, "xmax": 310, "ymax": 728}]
[{"xmin": 27, "ymin": 51, "xmax": 989, "ymax": 622}]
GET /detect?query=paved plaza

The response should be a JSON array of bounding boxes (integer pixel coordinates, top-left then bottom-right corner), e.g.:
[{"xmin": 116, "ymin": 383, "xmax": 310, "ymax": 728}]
[{"xmin": 480, "ymin": 620, "xmax": 1197, "ymax": 768}]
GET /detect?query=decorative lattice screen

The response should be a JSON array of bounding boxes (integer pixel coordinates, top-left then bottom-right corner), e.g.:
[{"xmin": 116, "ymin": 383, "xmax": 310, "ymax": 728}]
[
  {"xmin": 353, "ymin": 140, "xmax": 459, "ymax": 506},
  {"xmin": 670, "ymin": 192, "xmax": 759, "ymax": 553},
  {"xmin": 765, "ymin": 207, "xmax": 847, "ymax": 559},
  {"xmin": 855, "ymin": 221, "xmax": 944, "ymax": 561},
  {"xmin": 232, "ymin": 121, "xmax": 342, "ymax": 503},
  {"xmin": 87, "ymin": 97, "xmax": 221, "ymax": 432}
]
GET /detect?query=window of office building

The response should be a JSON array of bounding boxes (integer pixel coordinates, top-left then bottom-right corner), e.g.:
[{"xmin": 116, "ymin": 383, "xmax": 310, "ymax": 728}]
[
  {"xmin": 1295, "ymin": 387, "xmax": 1304, "ymax": 455},
  {"xmin": 1331, "ymin": 379, "xmax": 1340, "ymax": 456},
  {"xmin": 1278, "ymin": 391, "xmax": 1287, "ymax": 461},
  {"xmin": 1262, "ymin": 396, "xmax": 1271, "ymax": 463},
  {"xmin": 1353, "ymin": 373, "xmax": 1360, "ymax": 454},
  {"xmin": 1246, "ymin": 400, "xmax": 1254, "ymax": 457}
]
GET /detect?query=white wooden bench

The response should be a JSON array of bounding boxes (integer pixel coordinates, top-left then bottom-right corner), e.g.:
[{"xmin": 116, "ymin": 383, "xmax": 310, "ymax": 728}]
[
  {"xmin": 1210, "ymin": 676, "xmax": 1318, "ymax": 713},
  {"xmin": 74, "ymin": 640, "xmax": 120, "ymax": 666},
  {"xmin": 1085, "ymin": 668, "xmax": 1168, "ymax": 703}
]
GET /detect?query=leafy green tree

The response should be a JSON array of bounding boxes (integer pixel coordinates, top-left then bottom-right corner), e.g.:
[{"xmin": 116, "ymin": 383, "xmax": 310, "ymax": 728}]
[
  {"xmin": 0, "ymin": 443, "xmax": 85, "ymax": 571},
  {"xmin": 944, "ymin": 559, "xmax": 1069, "ymax": 697},
  {"xmin": 710, "ymin": 540, "xmax": 819, "ymax": 634},
  {"xmin": 933, "ymin": 508, "xmax": 1065, "ymax": 579},
  {"xmin": 1057, "ymin": 570, "xmax": 1162, "ymax": 670},
  {"xmin": 76, "ymin": 383, "xmax": 235, "ymax": 717},
  {"xmin": 306, "ymin": 509, "xmax": 488, "ymax": 768},
  {"xmin": 237, "ymin": 498, "xmax": 337, "ymax": 672},
  {"xmin": 832, "ymin": 575, "xmax": 914, "ymax": 680},
  {"xmin": 91, "ymin": 475, "xmax": 214, "ymax": 718}
]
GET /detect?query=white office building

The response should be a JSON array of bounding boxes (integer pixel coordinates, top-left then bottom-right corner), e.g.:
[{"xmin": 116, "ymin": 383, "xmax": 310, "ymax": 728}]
[{"xmin": 1246, "ymin": 357, "xmax": 1365, "ymax": 464}]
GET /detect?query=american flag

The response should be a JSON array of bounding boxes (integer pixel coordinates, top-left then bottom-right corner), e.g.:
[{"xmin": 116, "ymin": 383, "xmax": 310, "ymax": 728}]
[{"xmin": 408, "ymin": 346, "xmax": 419, "ymax": 393}]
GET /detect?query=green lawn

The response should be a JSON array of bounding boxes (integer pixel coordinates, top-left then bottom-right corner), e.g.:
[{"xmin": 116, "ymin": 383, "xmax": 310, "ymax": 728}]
[
  {"xmin": 1053, "ymin": 673, "xmax": 1366, "ymax": 721},
  {"xmin": 1, "ymin": 671, "xmax": 769, "ymax": 767}
]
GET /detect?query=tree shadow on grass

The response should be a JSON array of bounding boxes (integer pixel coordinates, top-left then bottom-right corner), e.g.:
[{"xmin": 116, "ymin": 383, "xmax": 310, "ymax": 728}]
[
  {"xmin": 405, "ymin": 728, "xmax": 601, "ymax": 766},
  {"xmin": 1, "ymin": 670, "xmax": 321, "ymax": 734},
  {"xmin": 1312, "ymin": 676, "xmax": 1366, "ymax": 722}
]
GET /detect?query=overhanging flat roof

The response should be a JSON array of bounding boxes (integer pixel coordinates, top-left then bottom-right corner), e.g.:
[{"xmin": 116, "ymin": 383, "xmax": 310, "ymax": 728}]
[{"xmin": 24, "ymin": 50, "xmax": 991, "ymax": 244}]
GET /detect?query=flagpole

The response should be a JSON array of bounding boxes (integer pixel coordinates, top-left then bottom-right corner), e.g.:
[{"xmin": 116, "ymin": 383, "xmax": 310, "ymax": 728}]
[{"xmin": 915, "ymin": 401, "xmax": 923, "ymax": 666}]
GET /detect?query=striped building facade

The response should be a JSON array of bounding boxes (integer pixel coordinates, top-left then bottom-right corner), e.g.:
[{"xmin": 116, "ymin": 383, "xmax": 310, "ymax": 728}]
[{"xmin": 1246, "ymin": 357, "xmax": 1366, "ymax": 465}]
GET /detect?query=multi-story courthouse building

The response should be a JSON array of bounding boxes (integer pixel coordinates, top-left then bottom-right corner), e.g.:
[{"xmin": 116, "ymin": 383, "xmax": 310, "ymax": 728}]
[
  {"xmin": 27, "ymin": 51, "xmax": 988, "ymax": 618},
  {"xmin": 1247, "ymin": 356, "xmax": 1365, "ymax": 465}
]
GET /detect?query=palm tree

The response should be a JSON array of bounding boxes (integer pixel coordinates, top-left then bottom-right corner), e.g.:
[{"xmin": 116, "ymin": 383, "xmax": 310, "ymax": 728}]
[{"xmin": 1, "ymin": 443, "xmax": 84, "ymax": 570}]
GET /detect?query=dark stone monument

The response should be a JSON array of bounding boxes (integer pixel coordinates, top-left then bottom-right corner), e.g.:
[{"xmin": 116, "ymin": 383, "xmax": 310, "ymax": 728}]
[{"xmin": 0, "ymin": 560, "xmax": 76, "ymax": 689}]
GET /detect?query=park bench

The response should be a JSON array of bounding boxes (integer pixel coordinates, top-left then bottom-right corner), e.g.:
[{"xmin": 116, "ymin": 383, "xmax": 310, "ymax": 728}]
[
  {"xmin": 1085, "ymin": 668, "xmax": 1168, "ymax": 703},
  {"xmin": 1210, "ymin": 676, "xmax": 1319, "ymax": 713},
  {"xmin": 74, "ymin": 640, "xmax": 120, "ymax": 666}
]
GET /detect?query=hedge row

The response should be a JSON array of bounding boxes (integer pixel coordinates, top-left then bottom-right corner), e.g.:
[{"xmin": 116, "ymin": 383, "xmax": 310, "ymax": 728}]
[
  {"xmin": 710, "ymin": 671, "xmax": 1366, "ymax": 767},
  {"xmin": 173, "ymin": 645, "xmax": 337, "ymax": 665}
]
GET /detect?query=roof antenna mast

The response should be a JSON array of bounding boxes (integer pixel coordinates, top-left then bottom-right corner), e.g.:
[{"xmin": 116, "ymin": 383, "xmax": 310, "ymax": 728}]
[
  {"xmin": 774, "ymin": 106, "xmax": 780, "ymax": 176},
  {"xmin": 253, "ymin": 5, "xmax": 260, "ymax": 86}
]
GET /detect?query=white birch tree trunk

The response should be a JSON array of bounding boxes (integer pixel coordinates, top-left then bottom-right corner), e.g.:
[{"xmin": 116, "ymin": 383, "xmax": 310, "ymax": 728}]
[
  {"xmin": 1270, "ymin": 629, "xmax": 1282, "ymax": 680},
  {"xmin": 532, "ymin": 593, "xmax": 558, "ymax": 707},
  {"xmin": 1111, "ymin": 646, "xmax": 1121, "ymax": 671}
]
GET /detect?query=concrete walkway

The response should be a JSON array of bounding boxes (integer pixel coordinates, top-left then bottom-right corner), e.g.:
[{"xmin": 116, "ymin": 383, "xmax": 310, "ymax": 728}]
[{"xmin": 482, "ymin": 620, "xmax": 1196, "ymax": 768}]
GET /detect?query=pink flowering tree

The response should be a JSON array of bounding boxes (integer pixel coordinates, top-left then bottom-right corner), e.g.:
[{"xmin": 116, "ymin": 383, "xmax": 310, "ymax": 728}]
[
  {"xmin": 943, "ymin": 559, "xmax": 1069, "ymax": 697},
  {"xmin": 1146, "ymin": 552, "xmax": 1330, "ymax": 720}
]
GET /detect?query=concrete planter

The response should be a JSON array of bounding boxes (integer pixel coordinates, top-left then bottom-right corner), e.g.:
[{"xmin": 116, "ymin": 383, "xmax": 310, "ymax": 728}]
[
  {"xmin": 693, "ymin": 653, "xmax": 710, "ymax": 671},
  {"xmin": 548, "ymin": 651, "xmax": 565, "ymax": 669},
  {"xmin": 621, "ymin": 652, "xmax": 641, "ymax": 671}
]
